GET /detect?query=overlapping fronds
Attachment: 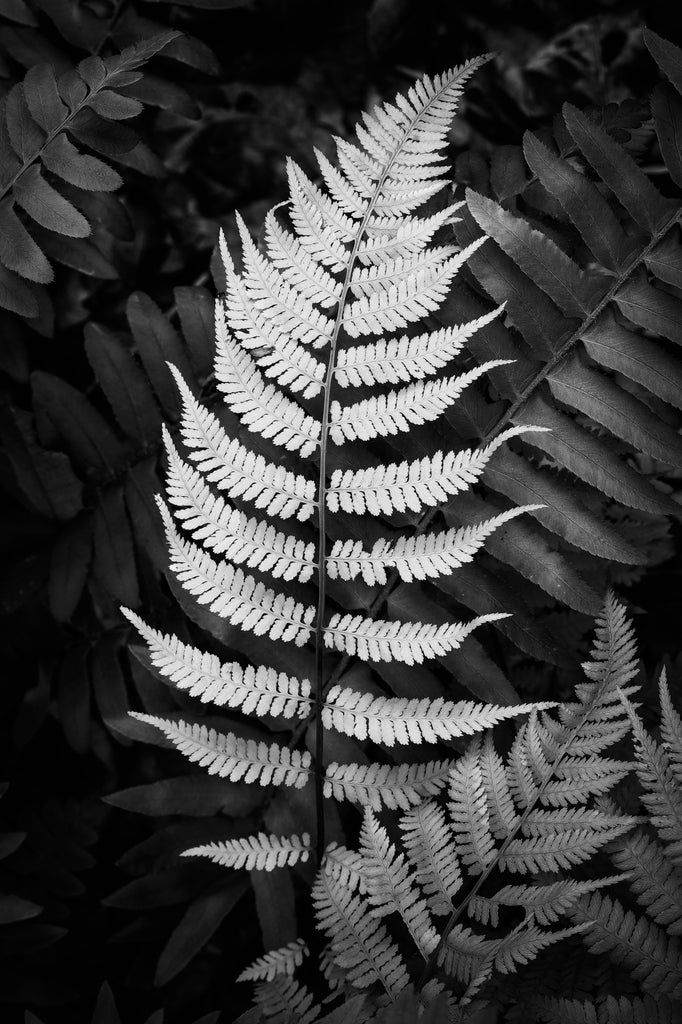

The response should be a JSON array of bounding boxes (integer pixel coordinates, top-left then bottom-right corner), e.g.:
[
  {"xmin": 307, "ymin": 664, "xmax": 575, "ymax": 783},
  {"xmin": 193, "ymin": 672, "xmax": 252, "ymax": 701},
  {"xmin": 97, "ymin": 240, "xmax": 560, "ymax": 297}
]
[
  {"xmin": 237, "ymin": 939, "xmax": 309, "ymax": 983},
  {"xmin": 323, "ymin": 760, "xmax": 455, "ymax": 813}
]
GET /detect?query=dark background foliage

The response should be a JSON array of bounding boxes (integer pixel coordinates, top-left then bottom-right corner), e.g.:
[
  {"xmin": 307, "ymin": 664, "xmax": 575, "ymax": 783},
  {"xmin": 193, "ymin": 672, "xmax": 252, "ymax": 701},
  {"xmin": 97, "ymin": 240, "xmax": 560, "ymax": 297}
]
[{"xmin": 1, "ymin": 1, "xmax": 682, "ymax": 1022}]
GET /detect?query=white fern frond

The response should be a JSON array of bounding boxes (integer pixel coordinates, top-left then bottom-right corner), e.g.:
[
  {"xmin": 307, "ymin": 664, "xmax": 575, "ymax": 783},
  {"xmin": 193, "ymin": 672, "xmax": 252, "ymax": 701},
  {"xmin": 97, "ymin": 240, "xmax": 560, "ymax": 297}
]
[
  {"xmin": 237, "ymin": 939, "xmax": 309, "ymax": 983},
  {"xmin": 348, "ymin": 245, "xmax": 457, "ymax": 297},
  {"xmin": 358, "ymin": 808, "xmax": 439, "ymax": 956},
  {"xmin": 159, "ymin": 502, "xmax": 315, "ymax": 645},
  {"xmin": 131, "ymin": 714, "xmax": 312, "ymax": 787},
  {"xmin": 220, "ymin": 230, "xmax": 326, "ymax": 397},
  {"xmin": 448, "ymin": 744, "xmax": 496, "ymax": 875},
  {"xmin": 579, "ymin": 590, "xmax": 640, "ymax": 697},
  {"xmin": 356, "ymin": 203, "xmax": 464, "ymax": 265},
  {"xmin": 322, "ymin": 685, "xmax": 553, "ymax": 744},
  {"xmin": 183, "ymin": 832, "xmax": 311, "ymax": 871},
  {"xmin": 539, "ymin": 756, "xmax": 633, "ymax": 807},
  {"xmin": 214, "ymin": 312, "xmax": 321, "ymax": 457},
  {"xmin": 313, "ymin": 868, "xmax": 409, "ymax": 998},
  {"xmin": 163, "ymin": 430, "xmax": 316, "ymax": 582},
  {"xmin": 121, "ymin": 610, "xmax": 312, "ymax": 719},
  {"xmin": 499, "ymin": 819, "xmax": 635, "ymax": 874},
  {"xmin": 288, "ymin": 161, "xmax": 358, "ymax": 241},
  {"xmin": 399, "ymin": 800, "xmax": 462, "ymax": 915},
  {"xmin": 324, "ymin": 611, "xmax": 507, "ymax": 665},
  {"xmin": 334, "ymin": 307, "xmax": 504, "ymax": 387},
  {"xmin": 324, "ymin": 759, "xmax": 455, "ymax": 812},
  {"xmin": 468, "ymin": 876, "xmax": 623, "ymax": 928},
  {"xmin": 314, "ymin": 147, "xmax": 369, "ymax": 218},
  {"xmin": 326, "ymin": 425, "xmax": 546, "ymax": 517},
  {"xmin": 480, "ymin": 732, "xmax": 520, "ymax": 839},
  {"xmin": 264, "ymin": 208, "xmax": 341, "ymax": 308},
  {"xmin": 327, "ymin": 505, "xmax": 542, "ymax": 585},
  {"xmin": 235, "ymin": 212, "xmax": 334, "ymax": 349},
  {"xmin": 328, "ymin": 360, "xmax": 511, "ymax": 444},
  {"xmin": 252, "ymin": 976, "xmax": 320, "ymax": 1024},
  {"xmin": 341, "ymin": 240, "xmax": 486, "ymax": 337},
  {"xmin": 322, "ymin": 843, "xmax": 366, "ymax": 890},
  {"xmin": 171, "ymin": 367, "xmax": 317, "ymax": 520}
]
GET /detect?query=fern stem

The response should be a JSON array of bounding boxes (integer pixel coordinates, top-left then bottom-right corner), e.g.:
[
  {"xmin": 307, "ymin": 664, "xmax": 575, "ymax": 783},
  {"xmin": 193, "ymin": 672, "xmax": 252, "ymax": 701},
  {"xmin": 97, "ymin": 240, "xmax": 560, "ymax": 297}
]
[{"xmin": 416, "ymin": 644, "xmax": 636, "ymax": 991}]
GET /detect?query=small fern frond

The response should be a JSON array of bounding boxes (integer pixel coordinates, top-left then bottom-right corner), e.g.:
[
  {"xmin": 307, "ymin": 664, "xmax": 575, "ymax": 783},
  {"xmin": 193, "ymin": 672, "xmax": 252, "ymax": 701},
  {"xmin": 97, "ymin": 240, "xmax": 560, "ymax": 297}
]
[
  {"xmin": 333, "ymin": 307, "xmax": 504, "ymax": 387},
  {"xmin": 163, "ymin": 429, "xmax": 317, "ymax": 583},
  {"xmin": 324, "ymin": 760, "xmax": 454, "ymax": 812},
  {"xmin": 171, "ymin": 365, "xmax": 317, "ymax": 520},
  {"xmin": 659, "ymin": 670, "xmax": 682, "ymax": 787},
  {"xmin": 182, "ymin": 834, "xmax": 311, "ymax": 872},
  {"xmin": 448, "ymin": 744, "xmax": 496, "ymax": 875},
  {"xmin": 569, "ymin": 892, "xmax": 682, "ymax": 999},
  {"xmin": 159, "ymin": 501, "xmax": 316, "ymax": 646},
  {"xmin": 322, "ymin": 685, "xmax": 552, "ymax": 744},
  {"xmin": 251, "ymin": 976, "xmax": 320, "ymax": 1024},
  {"xmin": 619, "ymin": 692, "xmax": 682, "ymax": 866},
  {"xmin": 610, "ymin": 829, "xmax": 682, "ymax": 935},
  {"xmin": 264, "ymin": 208, "xmax": 341, "ymax": 307},
  {"xmin": 327, "ymin": 505, "xmax": 542, "ymax": 586},
  {"xmin": 237, "ymin": 939, "xmax": 309, "ymax": 982},
  {"xmin": 122, "ymin": 610, "xmax": 312, "ymax": 719},
  {"xmin": 328, "ymin": 359, "xmax": 511, "ymax": 444},
  {"xmin": 313, "ymin": 867, "xmax": 409, "ymax": 998},
  {"xmin": 468, "ymin": 876, "xmax": 623, "ymax": 928},
  {"xmin": 131, "ymin": 714, "xmax": 312, "ymax": 788},
  {"xmin": 324, "ymin": 610, "xmax": 507, "ymax": 664},
  {"xmin": 326, "ymin": 425, "xmax": 546, "ymax": 516},
  {"xmin": 358, "ymin": 808, "xmax": 439, "ymax": 957},
  {"xmin": 214, "ymin": 309, "xmax": 321, "ymax": 457},
  {"xmin": 399, "ymin": 801, "xmax": 462, "ymax": 915}
]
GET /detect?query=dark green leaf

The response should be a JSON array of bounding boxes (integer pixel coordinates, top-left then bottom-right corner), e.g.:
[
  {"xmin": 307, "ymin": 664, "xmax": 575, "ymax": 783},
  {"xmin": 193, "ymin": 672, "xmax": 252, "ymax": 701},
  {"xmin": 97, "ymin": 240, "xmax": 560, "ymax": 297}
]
[
  {"xmin": 563, "ymin": 103, "xmax": 674, "ymax": 234},
  {"xmin": 2, "ymin": 0, "xmax": 38, "ymax": 26},
  {"xmin": 0, "ymin": 894, "xmax": 41, "ymax": 924},
  {"xmin": 523, "ymin": 131, "xmax": 629, "ymax": 273},
  {"xmin": 70, "ymin": 109, "xmax": 138, "ymax": 156},
  {"xmin": 93, "ymin": 484, "xmax": 140, "ymax": 606},
  {"xmin": 0, "ymin": 406, "xmax": 82, "ymax": 519},
  {"xmin": 548, "ymin": 351, "xmax": 682, "ymax": 469},
  {"xmin": 23, "ymin": 64, "xmax": 67, "ymax": 132},
  {"xmin": 91, "ymin": 636, "xmax": 131, "ymax": 743},
  {"xmin": 615, "ymin": 268, "xmax": 682, "ymax": 346},
  {"xmin": 48, "ymin": 515, "xmax": 93, "ymax": 621},
  {"xmin": 124, "ymin": 457, "xmax": 168, "ymax": 569},
  {"xmin": 582, "ymin": 310, "xmax": 682, "ymax": 410},
  {"xmin": 105, "ymin": 777, "xmax": 260, "ymax": 817},
  {"xmin": 86, "ymin": 90, "xmax": 143, "ymax": 120},
  {"xmin": 31, "ymin": 371, "xmax": 127, "ymax": 477},
  {"xmin": 126, "ymin": 292, "xmax": 196, "ymax": 417},
  {"xmin": 0, "ymin": 263, "xmax": 38, "ymax": 317},
  {"xmin": 108, "ymin": 140, "xmax": 165, "ymax": 178},
  {"xmin": 85, "ymin": 324, "xmax": 161, "ymax": 439},
  {"xmin": 645, "ymin": 229, "xmax": 682, "ymax": 290},
  {"xmin": 33, "ymin": 228, "xmax": 118, "ymax": 279},
  {"xmin": 155, "ymin": 881, "xmax": 248, "ymax": 987},
  {"xmin": 651, "ymin": 83, "xmax": 682, "ymax": 189},
  {"xmin": 144, "ymin": 0, "xmax": 248, "ymax": 6},
  {"xmin": 57, "ymin": 645, "xmax": 90, "ymax": 754},
  {"xmin": 251, "ymin": 869, "xmax": 297, "ymax": 951},
  {"xmin": 645, "ymin": 28, "xmax": 682, "ymax": 97},
  {"xmin": 14, "ymin": 166, "xmax": 89, "ymax": 237},
  {"xmin": 174, "ymin": 286, "xmax": 216, "ymax": 378},
  {"xmin": 76, "ymin": 55, "xmax": 107, "ymax": 91},
  {"xmin": 516, "ymin": 391, "xmax": 678, "ymax": 515},
  {"xmin": 0, "ymin": 832, "xmax": 25, "ymax": 859},
  {"xmin": 107, "ymin": 30, "xmax": 182, "ymax": 73},
  {"xmin": 466, "ymin": 188, "xmax": 604, "ymax": 316},
  {"xmin": 42, "ymin": 134, "xmax": 123, "ymax": 191},
  {"xmin": 5, "ymin": 82, "xmax": 44, "ymax": 160},
  {"xmin": 489, "ymin": 144, "xmax": 527, "ymax": 201},
  {"xmin": 122, "ymin": 75, "xmax": 199, "ymax": 120},
  {"xmin": 92, "ymin": 983, "xmax": 122, "ymax": 1024},
  {"xmin": 0, "ymin": 200, "xmax": 52, "ymax": 283},
  {"xmin": 0, "ymin": 98, "xmax": 23, "ymax": 186}
]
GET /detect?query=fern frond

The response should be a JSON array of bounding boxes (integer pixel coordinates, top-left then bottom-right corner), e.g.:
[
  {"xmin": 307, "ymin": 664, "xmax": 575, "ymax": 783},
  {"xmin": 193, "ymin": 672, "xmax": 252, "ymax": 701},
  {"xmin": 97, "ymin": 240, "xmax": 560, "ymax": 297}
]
[
  {"xmin": 251, "ymin": 976, "xmax": 320, "ymax": 1024},
  {"xmin": 171, "ymin": 366, "xmax": 317, "ymax": 519},
  {"xmin": 480, "ymin": 731, "xmax": 519, "ymax": 838},
  {"xmin": 238, "ymin": 939, "xmax": 309, "ymax": 982},
  {"xmin": 163, "ymin": 429, "xmax": 317, "ymax": 582},
  {"xmin": 619, "ymin": 692, "xmax": 682, "ymax": 866},
  {"xmin": 313, "ymin": 868, "xmax": 409, "ymax": 998},
  {"xmin": 122, "ymin": 610, "xmax": 312, "ymax": 718},
  {"xmin": 500, "ymin": 819, "xmax": 635, "ymax": 874},
  {"xmin": 334, "ymin": 307, "xmax": 504, "ymax": 387},
  {"xmin": 326, "ymin": 425, "xmax": 545, "ymax": 516},
  {"xmin": 182, "ymin": 833, "xmax": 311, "ymax": 871},
  {"xmin": 448, "ymin": 744, "xmax": 496, "ymax": 875},
  {"xmin": 131, "ymin": 714, "xmax": 312, "ymax": 788},
  {"xmin": 358, "ymin": 808, "xmax": 439, "ymax": 956},
  {"xmin": 610, "ymin": 829, "xmax": 682, "ymax": 935},
  {"xmin": 327, "ymin": 505, "xmax": 542, "ymax": 585},
  {"xmin": 659, "ymin": 670, "xmax": 682, "ymax": 787},
  {"xmin": 322, "ymin": 685, "xmax": 552, "ymax": 744},
  {"xmin": 468, "ymin": 876, "xmax": 623, "ymax": 928},
  {"xmin": 399, "ymin": 801, "xmax": 461, "ymax": 916},
  {"xmin": 324, "ymin": 760, "xmax": 454, "ymax": 812},
  {"xmin": 569, "ymin": 892, "xmax": 682, "ymax": 999},
  {"xmin": 328, "ymin": 359, "xmax": 511, "ymax": 444},
  {"xmin": 348, "ymin": 245, "xmax": 458, "ymax": 296},
  {"xmin": 264, "ymin": 208, "xmax": 341, "ymax": 307},
  {"xmin": 214, "ymin": 309, "xmax": 321, "ymax": 456},
  {"xmin": 159, "ymin": 502, "xmax": 316, "ymax": 645},
  {"xmin": 324, "ymin": 610, "xmax": 506, "ymax": 664}
]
